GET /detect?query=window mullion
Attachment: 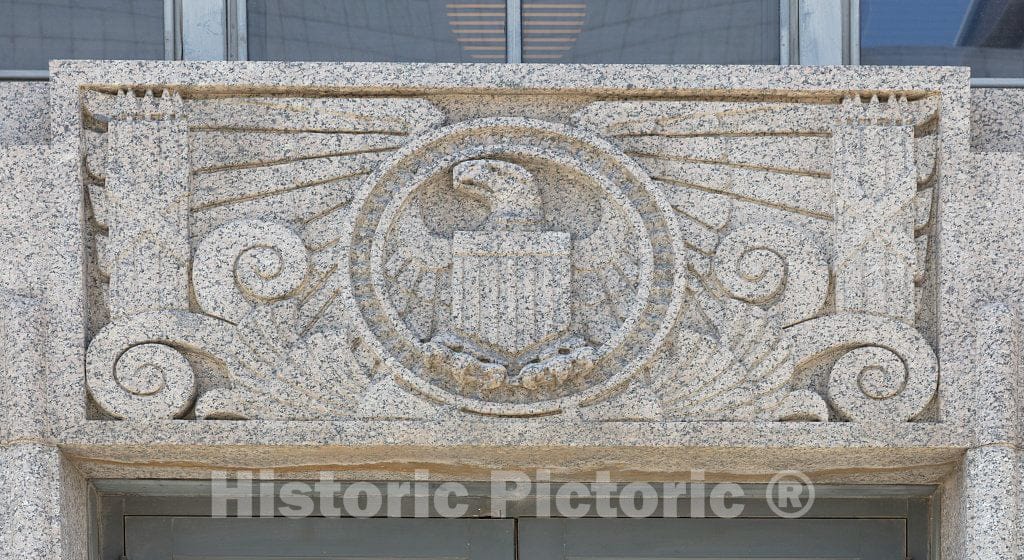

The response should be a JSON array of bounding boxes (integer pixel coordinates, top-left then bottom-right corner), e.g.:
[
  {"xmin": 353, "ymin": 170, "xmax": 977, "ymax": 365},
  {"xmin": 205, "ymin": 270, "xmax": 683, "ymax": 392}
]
[
  {"xmin": 848, "ymin": 0, "xmax": 860, "ymax": 65},
  {"xmin": 780, "ymin": 0, "xmax": 796, "ymax": 64},
  {"xmin": 179, "ymin": 0, "xmax": 230, "ymax": 61},
  {"xmin": 228, "ymin": 0, "xmax": 248, "ymax": 61},
  {"xmin": 164, "ymin": 0, "xmax": 177, "ymax": 60},
  {"xmin": 507, "ymin": 0, "xmax": 523, "ymax": 63},
  {"xmin": 796, "ymin": 0, "xmax": 846, "ymax": 65}
]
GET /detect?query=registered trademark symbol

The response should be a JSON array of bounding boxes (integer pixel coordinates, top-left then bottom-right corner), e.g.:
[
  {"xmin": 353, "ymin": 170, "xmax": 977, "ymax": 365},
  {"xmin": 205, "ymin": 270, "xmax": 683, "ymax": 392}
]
[{"xmin": 767, "ymin": 470, "xmax": 815, "ymax": 519}]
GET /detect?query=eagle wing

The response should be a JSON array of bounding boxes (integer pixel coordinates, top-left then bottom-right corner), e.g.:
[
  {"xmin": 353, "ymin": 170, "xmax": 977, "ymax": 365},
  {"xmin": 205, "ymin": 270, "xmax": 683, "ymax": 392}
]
[
  {"xmin": 572, "ymin": 200, "xmax": 642, "ymax": 343},
  {"xmin": 382, "ymin": 202, "xmax": 453, "ymax": 341}
]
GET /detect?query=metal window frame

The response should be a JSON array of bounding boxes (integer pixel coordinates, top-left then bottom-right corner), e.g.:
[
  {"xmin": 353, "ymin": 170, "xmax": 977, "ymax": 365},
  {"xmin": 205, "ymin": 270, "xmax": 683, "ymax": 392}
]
[
  {"xmin": 175, "ymin": 0, "xmax": 232, "ymax": 61},
  {"xmin": 232, "ymin": 0, "xmax": 794, "ymax": 65},
  {"xmin": 848, "ymin": 0, "xmax": 860, "ymax": 66},
  {"xmin": 1, "ymin": 0, "xmax": 245, "ymax": 79},
  {"xmin": 211, "ymin": 0, "xmax": 1024, "ymax": 85},
  {"xmin": 846, "ymin": 0, "xmax": 1024, "ymax": 88},
  {"xmin": 0, "ymin": 0, "xmax": 178, "ymax": 80},
  {"xmin": 506, "ymin": 0, "xmax": 522, "ymax": 64},
  {"xmin": 228, "ymin": 0, "xmax": 248, "ymax": 61},
  {"xmin": 89, "ymin": 480, "xmax": 941, "ymax": 560},
  {"xmin": 165, "ymin": 0, "xmax": 177, "ymax": 61},
  {"xmin": 5, "ymin": 0, "xmax": 1022, "ymax": 86},
  {"xmin": 780, "ymin": 0, "xmax": 797, "ymax": 64},
  {"xmin": 791, "ymin": 0, "xmax": 851, "ymax": 66}
]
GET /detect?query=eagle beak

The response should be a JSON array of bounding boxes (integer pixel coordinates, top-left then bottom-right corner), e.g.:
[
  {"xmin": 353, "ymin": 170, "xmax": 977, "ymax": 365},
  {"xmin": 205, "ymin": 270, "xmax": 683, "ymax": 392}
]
[
  {"xmin": 454, "ymin": 161, "xmax": 481, "ymax": 181},
  {"xmin": 453, "ymin": 161, "xmax": 490, "ymax": 197}
]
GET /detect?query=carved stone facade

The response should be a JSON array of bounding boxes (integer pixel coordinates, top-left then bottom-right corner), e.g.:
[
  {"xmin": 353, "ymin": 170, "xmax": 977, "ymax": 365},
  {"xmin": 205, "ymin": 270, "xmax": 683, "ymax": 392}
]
[
  {"xmin": 1, "ymin": 62, "xmax": 1023, "ymax": 558},
  {"xmin": 77, "ymin": 80, "xmax": 947, "ymax": 426}
]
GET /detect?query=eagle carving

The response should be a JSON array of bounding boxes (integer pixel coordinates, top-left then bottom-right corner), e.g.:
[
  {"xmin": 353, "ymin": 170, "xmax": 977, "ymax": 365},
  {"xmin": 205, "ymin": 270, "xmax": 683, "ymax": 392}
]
[{"xmin": 382, "ymin": 158, "xmax": 638, "ymax": 394}]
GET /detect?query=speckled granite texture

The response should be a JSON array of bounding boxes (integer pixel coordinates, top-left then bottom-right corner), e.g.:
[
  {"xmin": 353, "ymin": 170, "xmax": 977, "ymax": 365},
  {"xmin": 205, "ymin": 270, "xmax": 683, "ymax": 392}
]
[
  {"xmin": 0, "ymin": 81, "xmax": 49, "ymax": 146},
  {"xmin": 971, "ymin": 88, "xmax": 1024, "ymax": 153},
  {"xmin": 0, "ymin": 61, "xmax": 1021, "ymax": 557},
  {"xmin": 68, "ymin": 65, "xmax": 955, "ymax": 425}
]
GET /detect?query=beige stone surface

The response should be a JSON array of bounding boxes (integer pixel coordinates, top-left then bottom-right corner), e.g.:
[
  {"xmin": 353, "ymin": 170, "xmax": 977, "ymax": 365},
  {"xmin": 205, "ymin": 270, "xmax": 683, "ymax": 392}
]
[
  {"xmin": 0, "ymin": 293, "xmax": 47, "ymax": 444},
  {"xmin": 51, "ymin": 63, "xmax": 961, "ymax": 428},
  {"xmin": 0, "ymin": 293, "xmax": 88, "ymax": 559},
  {"xmin": 0, "ymin": 81, "xmax": 49, "ymax": 146},
  {"xmin": 0, "ymin": 444, "xmax": 88, "ymax": 560},
  {"xmin": 971, "ymin": 88, "xmax": 1024, "ymax": 153},
  {"xmin": 0, "ymin": 60, "xmax": 1021, "ymax": 557},
  {"xmin": 58, "ymin": 418, "xmax": 967, "ymax": 484}
]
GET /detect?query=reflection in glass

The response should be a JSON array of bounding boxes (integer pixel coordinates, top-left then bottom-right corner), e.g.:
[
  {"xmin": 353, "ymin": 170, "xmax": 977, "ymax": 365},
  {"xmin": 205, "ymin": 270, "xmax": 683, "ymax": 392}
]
[
  {"xmin": 248, "ymin": 0, "xmax": 508, "ymax": 62},
  {"xmin": 860, "ymin": 0, "xmax": 1024, "ymax": 78},
  {"xmin": 0, "ymin": 0, "xmax": 165, "ymax": 70},
  {"xmin": 520, "ymin": 0, "xmax": 780, "ymax": 64}
]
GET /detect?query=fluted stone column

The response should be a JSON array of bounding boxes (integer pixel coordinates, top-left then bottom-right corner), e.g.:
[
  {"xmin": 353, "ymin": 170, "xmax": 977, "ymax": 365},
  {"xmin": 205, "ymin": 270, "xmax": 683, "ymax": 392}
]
[
  {"xmin": 102, "ymin": 89, "xmax": 191, "ymax": 320},
  {"xmin": 832, "ymin": 95, "xmax": 918, "ymax": 324}
]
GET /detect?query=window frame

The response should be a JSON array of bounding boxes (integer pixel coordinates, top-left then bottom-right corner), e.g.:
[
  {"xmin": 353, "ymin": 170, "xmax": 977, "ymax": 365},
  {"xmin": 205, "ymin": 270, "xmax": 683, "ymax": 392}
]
[
  {"xmin": 0, "ymin": 0, "xmax": 177, "ymax": 80},
  {"xmin": 847, "ymin": 0, "xmax": 1024, "ymax": 88},
  {"xmin": 235, "ymin": 0, "xmax": 794, "ymax": 66},
  {"xmin": 6, "ymin": 0, "xmax": 1020, "ymax": 87},
  {"xmin": 89, "ymin": 480, "xmax": 941, "ymax": 560}
]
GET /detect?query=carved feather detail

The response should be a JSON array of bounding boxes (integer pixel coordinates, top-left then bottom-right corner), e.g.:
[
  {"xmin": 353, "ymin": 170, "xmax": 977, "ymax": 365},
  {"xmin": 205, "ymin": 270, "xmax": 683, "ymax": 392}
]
[
  {"xmin": 81, "ymin": 90, "xmax": 445, "ymax": 331},
  {"xmin": 384, "ymin": 202, "xmax": 453, "ymax": 341},
  {"xmin": 648, "ymin": 293, "xmax": 826, "ymax": 421},
  {"xmin": 571, "ymin": 200, "xmax": 641, "ymax": 341},
  {"xmin": 195, "ymin": 328, "xmax": 376, "ymax": 420}
]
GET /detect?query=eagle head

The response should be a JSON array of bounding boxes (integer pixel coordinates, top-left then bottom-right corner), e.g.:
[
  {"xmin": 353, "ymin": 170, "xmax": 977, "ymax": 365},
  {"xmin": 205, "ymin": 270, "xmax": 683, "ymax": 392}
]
[{"xmin": 453, "ymin": 159, "xmax": 543, "ymax": 231}]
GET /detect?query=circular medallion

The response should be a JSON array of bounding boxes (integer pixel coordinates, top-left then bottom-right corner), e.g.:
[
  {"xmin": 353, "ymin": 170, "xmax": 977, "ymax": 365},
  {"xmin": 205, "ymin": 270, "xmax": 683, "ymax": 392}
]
[{"xmin": 341, "ymin": 118, "xmax": 685, "ymax": 415}]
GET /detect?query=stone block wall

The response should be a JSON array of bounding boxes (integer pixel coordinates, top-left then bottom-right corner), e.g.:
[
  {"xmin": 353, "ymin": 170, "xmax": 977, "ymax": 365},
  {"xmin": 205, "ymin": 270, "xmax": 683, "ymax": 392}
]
[{"xmin": 0, "ymin": 61, "xmax": 1021, "ymax": 558}]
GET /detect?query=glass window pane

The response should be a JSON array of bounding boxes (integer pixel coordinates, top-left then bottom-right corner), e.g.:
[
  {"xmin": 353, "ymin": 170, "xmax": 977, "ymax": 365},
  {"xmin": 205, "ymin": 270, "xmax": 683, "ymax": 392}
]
[
  {"xmin": 247, "ymin": 0, "xmax": 508, "ymax": 62},
  {"xmin": 521, "ymin": 0, "xmax": 780, "ymax": 64},
  {"xmin": 860, "ymin": 0, "xmax": 1024, "ymax": 79},
  {"xmin": 0, "ymin": 0, "xmax": 166, "ymax": 70}
]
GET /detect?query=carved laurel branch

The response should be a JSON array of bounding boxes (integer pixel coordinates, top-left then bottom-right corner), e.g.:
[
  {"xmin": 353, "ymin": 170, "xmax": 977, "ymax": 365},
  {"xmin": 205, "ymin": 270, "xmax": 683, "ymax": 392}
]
[
  {"xmin": 648, "ymin": 220, "xmax": 936, "ymax": 422},
  {"xmin": 703, "ymin": 219, "xmax": 937, "ymax": 422},
  {"xmin": 712, "ymin": 218, "xmax": 940, "ymax": 422},
  {"xmin": 85, "ymin": 214, "xmax": 939, "ymax": 422},
  {"xmin": 86, "ymin": 219, "xmax": 329, "ymax": 419},
  {"xmin": 648, "ymin": 293, "xmax": 829, "ymax": 422}
]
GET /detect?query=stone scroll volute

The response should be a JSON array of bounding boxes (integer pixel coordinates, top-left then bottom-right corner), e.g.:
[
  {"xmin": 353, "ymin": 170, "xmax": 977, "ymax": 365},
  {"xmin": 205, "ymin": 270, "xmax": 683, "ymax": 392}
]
[{"xmin": 81, "ymin": 85, "xmax": 941, "ymax": 422}]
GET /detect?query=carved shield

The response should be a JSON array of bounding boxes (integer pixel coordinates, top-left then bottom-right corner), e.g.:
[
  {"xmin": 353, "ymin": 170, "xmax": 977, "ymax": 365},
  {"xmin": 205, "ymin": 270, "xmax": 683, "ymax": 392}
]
[{"xmin": 450, "ymin": 230, "xmax": 571, "ymax": 355}]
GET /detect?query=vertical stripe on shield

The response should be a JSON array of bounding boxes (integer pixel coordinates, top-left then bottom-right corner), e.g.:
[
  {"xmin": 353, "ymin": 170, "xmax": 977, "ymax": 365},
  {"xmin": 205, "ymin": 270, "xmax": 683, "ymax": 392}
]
[{"xmin": 450, "ymin": 230, "xmax": 571, "ymax": 355}]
